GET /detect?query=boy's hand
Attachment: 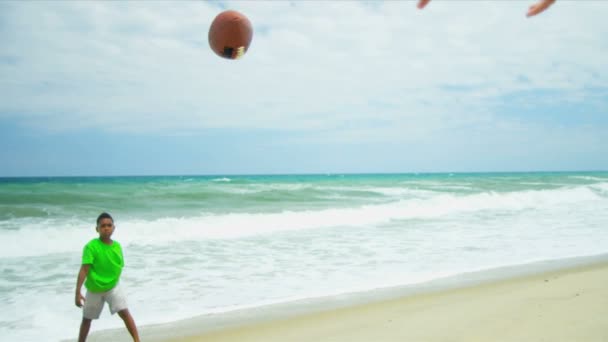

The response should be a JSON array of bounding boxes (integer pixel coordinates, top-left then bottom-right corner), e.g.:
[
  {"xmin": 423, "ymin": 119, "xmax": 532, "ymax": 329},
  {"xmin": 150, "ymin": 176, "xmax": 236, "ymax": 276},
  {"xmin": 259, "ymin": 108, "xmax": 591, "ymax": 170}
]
[
  {"xmin": 75, "ymin": 292, "xmax": 85, "ymax": 307},
  {"xmin": 417, "ymin": 0, "xmax": 431, "ymax": 9},
  {"xmin": 526, "ymin": 0, "xmax": 556, "ymax": 17},
  {"xmin": 417, "ymin": 0, "xmax": 556, "ymax": 17}
]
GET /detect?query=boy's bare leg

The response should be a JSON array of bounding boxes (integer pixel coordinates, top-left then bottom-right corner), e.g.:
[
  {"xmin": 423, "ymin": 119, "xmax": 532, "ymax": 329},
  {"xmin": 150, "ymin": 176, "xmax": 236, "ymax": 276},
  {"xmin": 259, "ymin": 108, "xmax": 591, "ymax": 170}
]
[
  {"xmin": 78, "ymin": 318, "xmax": 92, "ymax": 342},
  {"xmin": 118, "ymin": 309, "xmax": 140, "ymax": 342}
]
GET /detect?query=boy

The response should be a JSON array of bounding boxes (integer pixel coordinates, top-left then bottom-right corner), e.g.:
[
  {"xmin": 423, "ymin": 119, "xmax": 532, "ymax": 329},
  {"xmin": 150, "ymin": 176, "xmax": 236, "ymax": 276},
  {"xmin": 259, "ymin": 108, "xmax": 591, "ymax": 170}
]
[{"xmin": 75, "ymin": 212, "xmax": 140, "ymax": 342}]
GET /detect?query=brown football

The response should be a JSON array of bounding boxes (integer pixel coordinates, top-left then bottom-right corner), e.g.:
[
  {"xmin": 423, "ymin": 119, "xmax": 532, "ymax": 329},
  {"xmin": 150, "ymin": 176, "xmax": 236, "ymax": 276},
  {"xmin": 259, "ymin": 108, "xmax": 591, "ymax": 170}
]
[{"xmin": 208, "ymin": 10, "xmax": 253, "ymax": 60}]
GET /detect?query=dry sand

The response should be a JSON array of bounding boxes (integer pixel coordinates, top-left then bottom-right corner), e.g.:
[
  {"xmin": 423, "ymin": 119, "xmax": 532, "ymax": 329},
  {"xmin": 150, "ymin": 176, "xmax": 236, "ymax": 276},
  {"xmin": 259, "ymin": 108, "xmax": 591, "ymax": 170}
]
[{"xmin": 166, "ymin": 261, "xmax": 608, "ymax": 342}]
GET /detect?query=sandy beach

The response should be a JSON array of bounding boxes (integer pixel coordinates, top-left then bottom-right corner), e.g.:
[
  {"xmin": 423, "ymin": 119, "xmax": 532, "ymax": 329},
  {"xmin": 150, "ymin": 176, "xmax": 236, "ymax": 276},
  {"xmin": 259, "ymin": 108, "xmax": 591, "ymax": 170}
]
[{"xmin": 159, "ymin": 261, "xmax": 608, "ymax": 342}]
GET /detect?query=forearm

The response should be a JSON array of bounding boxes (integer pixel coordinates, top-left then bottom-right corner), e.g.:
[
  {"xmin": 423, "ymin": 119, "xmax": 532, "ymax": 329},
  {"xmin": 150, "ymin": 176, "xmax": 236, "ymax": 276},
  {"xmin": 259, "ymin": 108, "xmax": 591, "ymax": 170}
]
[{"xmin": 76, "ymin": 266, "xmax": 89, "ymax": 294}]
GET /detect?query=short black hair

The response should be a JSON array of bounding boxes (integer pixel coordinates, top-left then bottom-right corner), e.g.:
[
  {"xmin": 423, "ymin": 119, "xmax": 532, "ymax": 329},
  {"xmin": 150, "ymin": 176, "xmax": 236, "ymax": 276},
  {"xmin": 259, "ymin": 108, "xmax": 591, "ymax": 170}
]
[{"xmin": 96, "ymin": 212, "xmax": 114, "ymax": 225}]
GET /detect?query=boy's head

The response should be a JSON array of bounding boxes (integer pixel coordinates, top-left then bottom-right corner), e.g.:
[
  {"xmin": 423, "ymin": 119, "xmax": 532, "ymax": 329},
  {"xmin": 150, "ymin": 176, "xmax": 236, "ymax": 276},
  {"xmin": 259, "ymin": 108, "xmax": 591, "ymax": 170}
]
[{"xmin": 96, "ymin": 212, "xmax": 115, "ymax": 239}]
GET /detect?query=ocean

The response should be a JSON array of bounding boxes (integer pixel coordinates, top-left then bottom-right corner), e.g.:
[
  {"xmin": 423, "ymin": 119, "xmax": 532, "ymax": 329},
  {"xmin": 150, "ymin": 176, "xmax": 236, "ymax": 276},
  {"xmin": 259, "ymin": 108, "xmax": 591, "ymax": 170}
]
[{"xmin": 1, "ymin": 172, "xmax": 608, "ymax": 341}]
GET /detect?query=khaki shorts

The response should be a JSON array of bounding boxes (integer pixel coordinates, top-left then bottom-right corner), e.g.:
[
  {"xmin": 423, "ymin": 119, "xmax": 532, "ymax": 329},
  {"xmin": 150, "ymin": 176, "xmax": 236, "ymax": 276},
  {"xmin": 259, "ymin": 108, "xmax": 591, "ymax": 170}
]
[{"xmin": 83, "ymin": 283, "xmax": 128, "ymax": 319}]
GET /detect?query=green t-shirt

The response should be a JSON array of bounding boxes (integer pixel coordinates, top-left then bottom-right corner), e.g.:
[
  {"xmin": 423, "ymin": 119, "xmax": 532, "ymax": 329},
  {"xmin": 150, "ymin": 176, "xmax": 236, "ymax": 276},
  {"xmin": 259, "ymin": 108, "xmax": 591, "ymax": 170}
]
[{"xmin": 82, "ymin": 238, "xmax": 124, "ymax": 292}]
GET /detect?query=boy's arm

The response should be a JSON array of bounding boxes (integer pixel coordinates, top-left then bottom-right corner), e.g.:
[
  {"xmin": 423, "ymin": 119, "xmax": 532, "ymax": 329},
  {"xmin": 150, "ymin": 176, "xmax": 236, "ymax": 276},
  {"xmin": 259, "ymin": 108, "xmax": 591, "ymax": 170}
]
[{"xmin": 75, "ymin": 264, "xmax": 90, "ymax": 307}]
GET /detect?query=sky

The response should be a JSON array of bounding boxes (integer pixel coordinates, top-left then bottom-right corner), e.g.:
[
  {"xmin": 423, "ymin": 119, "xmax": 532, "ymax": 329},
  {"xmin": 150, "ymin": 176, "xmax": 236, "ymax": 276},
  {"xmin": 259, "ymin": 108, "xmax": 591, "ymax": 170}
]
[{"xmin": 1, "ymin": 0, "xmax": 607, "ymax": 176}]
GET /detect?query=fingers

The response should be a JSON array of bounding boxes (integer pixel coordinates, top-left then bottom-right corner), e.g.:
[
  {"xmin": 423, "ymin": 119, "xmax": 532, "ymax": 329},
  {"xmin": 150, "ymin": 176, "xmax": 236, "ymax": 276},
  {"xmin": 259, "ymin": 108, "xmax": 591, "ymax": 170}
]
[
  {"xmin": 527, "ymin": 4, "xmax": 542, "ymax": 17},
  {"xmin": 416, "ymin": 0, "xmax": 555, "ymax": 17},
  {"xmin": 417, "ymin": 0, "xmax": 432, "ymax": 10},
  {"xmin": 526, "ymin": 0, "xmax": 556, "ymax": 17},
  {"xmin": 75, "ymin": 295, "xmax": 85, "ymax": 307}
]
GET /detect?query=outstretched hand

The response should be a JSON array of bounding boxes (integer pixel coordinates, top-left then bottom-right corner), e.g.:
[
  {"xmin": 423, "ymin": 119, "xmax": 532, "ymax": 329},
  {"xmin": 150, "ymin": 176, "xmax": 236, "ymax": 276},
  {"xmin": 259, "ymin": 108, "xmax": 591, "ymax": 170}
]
[
  {"xmin": 417, "ymin": 0, "xmax": 431, "ymax": 10},
  {"xmin": 526, "ymin": 0, "xmax": 556, "ymax": 17},
  {"xmin": 416, "ymin": 0, "xmax": 556, "ymax": 17}
]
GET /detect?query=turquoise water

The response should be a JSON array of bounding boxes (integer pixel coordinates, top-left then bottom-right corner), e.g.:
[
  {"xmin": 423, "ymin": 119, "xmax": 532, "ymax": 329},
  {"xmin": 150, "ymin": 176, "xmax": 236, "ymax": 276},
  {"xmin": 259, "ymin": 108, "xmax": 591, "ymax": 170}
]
[
  {"xmin": 1, "ymin": 172, "xmax": 604, "ymax": 220},
  {"xmin": 1, "ymin": 172, "xmax": 608, "ymax": 341}
]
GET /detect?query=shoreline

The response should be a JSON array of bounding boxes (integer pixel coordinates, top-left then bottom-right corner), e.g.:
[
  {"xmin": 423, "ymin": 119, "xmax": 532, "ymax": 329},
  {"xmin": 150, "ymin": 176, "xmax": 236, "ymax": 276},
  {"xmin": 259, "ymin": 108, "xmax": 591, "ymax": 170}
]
[
  {"xmin": 84, "ymin": 254, "xmax": 608, "ymax": 342},
  {"xmin": 170, "ymin": 259, "xmax": 608, "ymax": 342}
]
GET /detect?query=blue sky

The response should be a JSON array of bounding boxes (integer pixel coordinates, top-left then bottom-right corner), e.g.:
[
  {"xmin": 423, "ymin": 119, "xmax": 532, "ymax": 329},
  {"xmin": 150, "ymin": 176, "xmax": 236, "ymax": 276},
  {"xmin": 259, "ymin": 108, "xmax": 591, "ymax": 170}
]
[{"xmin": 1, "ymin": 1, "xmax": 607, "ymax": 176}]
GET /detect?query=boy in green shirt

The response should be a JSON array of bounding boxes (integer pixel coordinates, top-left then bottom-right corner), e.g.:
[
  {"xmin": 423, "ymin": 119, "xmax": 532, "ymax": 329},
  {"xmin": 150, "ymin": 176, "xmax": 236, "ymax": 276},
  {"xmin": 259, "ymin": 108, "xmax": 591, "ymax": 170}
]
[{"xmin": 75, "ymin": 212, "xmax": 140, "ymax": 342}]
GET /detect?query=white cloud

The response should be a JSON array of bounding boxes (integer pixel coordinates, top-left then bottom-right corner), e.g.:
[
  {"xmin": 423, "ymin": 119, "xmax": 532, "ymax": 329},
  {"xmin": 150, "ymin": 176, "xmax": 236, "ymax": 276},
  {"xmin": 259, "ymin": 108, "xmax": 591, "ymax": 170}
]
[{"xmin": 0, "ymin": 0, "xmax": 607, "ymax": 143}]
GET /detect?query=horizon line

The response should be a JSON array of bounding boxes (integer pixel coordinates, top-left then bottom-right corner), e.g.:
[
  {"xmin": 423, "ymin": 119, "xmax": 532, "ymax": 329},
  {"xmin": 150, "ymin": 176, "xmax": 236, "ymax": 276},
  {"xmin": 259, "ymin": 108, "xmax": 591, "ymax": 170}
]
[{"xmin": 1, "ymin": 169, "xmax": 607, "ymax": 179}]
